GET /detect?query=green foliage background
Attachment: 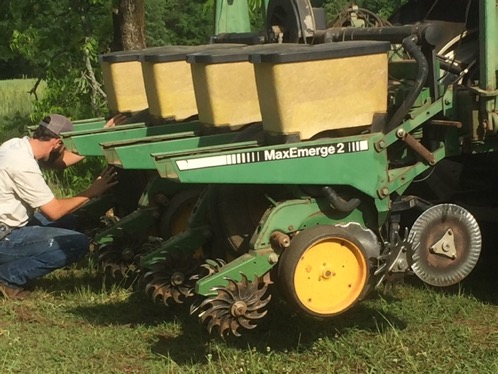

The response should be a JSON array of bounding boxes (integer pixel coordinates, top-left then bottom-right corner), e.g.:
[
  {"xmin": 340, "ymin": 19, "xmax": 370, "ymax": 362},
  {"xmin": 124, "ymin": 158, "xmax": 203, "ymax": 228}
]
[
  {"xmin": 0, "ymin": 0, "xmax": 408, "ymax": 124},
  {"xmin": 0, "ymin": 0, "xmax": 407, "ymax": 195}
]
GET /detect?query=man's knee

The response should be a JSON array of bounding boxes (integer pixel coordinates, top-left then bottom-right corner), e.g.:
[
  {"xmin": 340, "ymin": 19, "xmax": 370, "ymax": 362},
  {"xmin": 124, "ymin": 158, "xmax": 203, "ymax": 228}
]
[{"xmin": 59, "ymin": 231, "xmax": 90, "ymax": 262}]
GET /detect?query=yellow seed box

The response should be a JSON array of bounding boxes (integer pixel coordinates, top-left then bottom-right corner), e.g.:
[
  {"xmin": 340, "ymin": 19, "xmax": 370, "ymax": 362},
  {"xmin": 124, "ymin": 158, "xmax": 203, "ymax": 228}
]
[{"xmin": 250, "ymin": 41, "xmax": 391, "ymax": 140}]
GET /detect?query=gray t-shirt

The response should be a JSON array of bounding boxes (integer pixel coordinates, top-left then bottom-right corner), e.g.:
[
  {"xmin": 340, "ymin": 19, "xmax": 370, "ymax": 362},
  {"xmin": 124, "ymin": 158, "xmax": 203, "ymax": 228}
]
[{"xmin": 0, "ymin": 137, "xmax": 54, "ymax": 227}]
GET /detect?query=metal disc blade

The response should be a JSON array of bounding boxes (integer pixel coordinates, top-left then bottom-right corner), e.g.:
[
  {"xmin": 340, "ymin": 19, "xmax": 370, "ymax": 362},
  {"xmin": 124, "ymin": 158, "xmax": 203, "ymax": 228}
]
[{"xmin": 410, "ymin": 204, "xmax": 481, "ymax": 287}]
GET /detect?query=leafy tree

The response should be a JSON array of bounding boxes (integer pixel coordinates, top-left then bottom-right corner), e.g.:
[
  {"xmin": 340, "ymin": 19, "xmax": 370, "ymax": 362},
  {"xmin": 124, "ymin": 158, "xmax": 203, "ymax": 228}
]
[
  {"xmin": 246, "ymin": 0, "xmax": 409, "ymax": 25},
  {"xmin": 3, "ymin": 0, "xmax": 115, "ymax": 120},
  {"xmin": 0, "ymin": 0, "xmax": 410, "ymax": 124},
  {"xmin": 354, "ymin": 0, "xmax": 408, "ymax": 18},
  {"xmin": 145, "ymin": 0, "xmax": 214, "ymax": 47},
  {"xmin": 2, "ymin": 0, "xmax": 149, "ymax": 121},
  {"xmin": 113, "ymin": 0, "xmax": 146, "ymax": 50}
]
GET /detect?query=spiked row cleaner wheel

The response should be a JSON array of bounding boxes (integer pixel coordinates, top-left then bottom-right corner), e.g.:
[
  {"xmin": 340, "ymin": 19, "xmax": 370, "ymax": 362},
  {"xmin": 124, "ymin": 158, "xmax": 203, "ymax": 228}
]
[
  {"xmin": 191, "ymin": 273, "xmax": 272, "ymax": 337},
  {"xmin": 143, "ymin": 255, "xmax": 208, "ymax": 306}
]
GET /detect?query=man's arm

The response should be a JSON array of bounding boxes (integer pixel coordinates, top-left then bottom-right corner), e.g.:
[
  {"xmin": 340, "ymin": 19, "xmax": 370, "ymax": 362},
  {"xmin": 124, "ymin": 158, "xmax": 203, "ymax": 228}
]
[
  {"xmin": 39, "ymin": 166, "xmax": 118, "ymax": 221},
  {"xmin": 103, "ymin": 113, "xmax": 127, "ymax": 128}
]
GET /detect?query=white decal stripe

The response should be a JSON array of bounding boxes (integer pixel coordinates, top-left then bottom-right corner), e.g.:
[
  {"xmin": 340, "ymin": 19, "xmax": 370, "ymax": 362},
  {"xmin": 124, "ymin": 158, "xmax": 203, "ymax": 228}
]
[
  {"xmin": 176, "ymin": 140, "xmax": 371, "ymax": 172},
  {"xmin": 176, "ymin": 155, "xmax": 229, "ymax": 171}
]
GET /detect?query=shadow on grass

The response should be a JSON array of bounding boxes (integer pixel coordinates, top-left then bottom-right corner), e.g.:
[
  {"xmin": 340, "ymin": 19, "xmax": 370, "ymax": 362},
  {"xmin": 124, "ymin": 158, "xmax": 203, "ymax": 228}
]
[
  {"xmin": 29, "ymin": 260, "xmax": 409, "ymax": 364},
  {"xmin": 63, "ymin": 281, "xmax": 407, "ymax": 365},
  {"xmin": 403, "ymin": 267, "xmax": 498, "ymax": 306},
  {"xmin": 31, "ymin": 267, "xmax": 139, "ymax": 295},
  {"xmin": 68, "ymin": 290, "xmax": 190, "ymax": 326},
  {"xmin": 149, "ymin": 300, "xmax": 407, "ymax": 364}
]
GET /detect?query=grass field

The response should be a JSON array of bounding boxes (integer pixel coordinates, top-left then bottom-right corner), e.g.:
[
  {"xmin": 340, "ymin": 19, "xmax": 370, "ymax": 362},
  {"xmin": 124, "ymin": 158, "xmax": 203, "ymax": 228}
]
[
  {"xmin": 0, "ymin": 79, "xmax": 40, "ymax": 116},
  {"xmin": 1, "ymin": 247, "xmax": 498, "ymax": 374},
  {"xmin": 0, "ymin": 79, "xmax": 45, "ymax": 142}
]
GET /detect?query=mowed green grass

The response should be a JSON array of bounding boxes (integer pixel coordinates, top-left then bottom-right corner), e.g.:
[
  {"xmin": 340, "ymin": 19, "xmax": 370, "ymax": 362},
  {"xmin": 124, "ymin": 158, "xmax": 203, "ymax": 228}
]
[{"xmin": 0, "ymin": 251, "xmax": 498, "ymax": 374}]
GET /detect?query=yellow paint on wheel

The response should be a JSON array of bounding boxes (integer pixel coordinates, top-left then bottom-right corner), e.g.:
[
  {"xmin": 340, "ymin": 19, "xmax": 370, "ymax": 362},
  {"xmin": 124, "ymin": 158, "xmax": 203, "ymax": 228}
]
[{"xmin": 293, "ymin": 237, "xmax": 368, "ymax": 315}]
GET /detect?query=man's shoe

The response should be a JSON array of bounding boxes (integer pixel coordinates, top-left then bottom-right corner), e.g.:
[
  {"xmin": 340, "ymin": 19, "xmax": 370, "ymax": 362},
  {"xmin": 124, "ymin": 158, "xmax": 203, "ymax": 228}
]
[{"xmin": 0, "ymin": 283, "xmax": 31, "ymax": 299}]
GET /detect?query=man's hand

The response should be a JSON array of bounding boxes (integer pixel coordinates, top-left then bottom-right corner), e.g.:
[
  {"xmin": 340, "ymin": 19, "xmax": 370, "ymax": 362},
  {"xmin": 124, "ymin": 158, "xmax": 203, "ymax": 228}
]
[
  {"xmin": 104, "ymin": 113, "xmax": 127, "ymax": 128},
  {"xmin": 39, "ymin": 167, "xmax": 119, "ymax": 221},
  {"xmin": 86, "ymin": 166, "xmax": 119, "ymax": 198}
]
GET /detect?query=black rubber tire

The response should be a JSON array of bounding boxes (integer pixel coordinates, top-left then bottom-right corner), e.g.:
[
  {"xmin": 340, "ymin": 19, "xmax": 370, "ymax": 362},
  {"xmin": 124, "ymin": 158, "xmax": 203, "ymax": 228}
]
[
  {"xmin": 158, "ymin": 188, "xmax": 203, "ymax": 240},
  {"xmin": 208, "ymin": 124, "xmax": 268, "ymax": 257}
]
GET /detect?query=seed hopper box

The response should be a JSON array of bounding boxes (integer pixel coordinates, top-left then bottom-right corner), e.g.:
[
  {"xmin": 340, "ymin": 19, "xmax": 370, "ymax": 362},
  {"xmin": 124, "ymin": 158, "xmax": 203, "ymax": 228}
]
[
  {"xmin": 99, "ymin": 49, "xmax": 153, "ymax": 115},
  {"xmin": 187, "ymin": 45, "xmax": 285, "ymax": 128},
  {"xmin": 141, "ymin": 44, "xmax": 245, "ymax": 124},
  {"xmin": 249, "ymin": 41, "xmax": 391, "ymax": 140},
  {"xmin": 188, "ymin": 44, "xmax": 297, "ymax": 129}
]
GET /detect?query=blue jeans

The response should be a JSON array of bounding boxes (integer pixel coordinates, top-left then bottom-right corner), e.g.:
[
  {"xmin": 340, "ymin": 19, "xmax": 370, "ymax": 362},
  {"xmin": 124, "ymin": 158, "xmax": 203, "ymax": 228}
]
[{"xmin": 0, "ymin": 213, "xmax": 89, "ymax": 287}]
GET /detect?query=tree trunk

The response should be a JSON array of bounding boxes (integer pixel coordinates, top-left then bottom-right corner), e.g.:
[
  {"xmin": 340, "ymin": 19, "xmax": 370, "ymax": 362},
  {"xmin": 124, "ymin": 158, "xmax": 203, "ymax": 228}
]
[{"xmin": 112, "ymin": 0, "xmax": 146, "ymax": 51}]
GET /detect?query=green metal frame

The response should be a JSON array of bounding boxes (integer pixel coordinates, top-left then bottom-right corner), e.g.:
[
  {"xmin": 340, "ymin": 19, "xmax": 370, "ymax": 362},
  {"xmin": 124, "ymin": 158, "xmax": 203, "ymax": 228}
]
[
  {"xmin": 140, "ymin": 1, "xmax": 498, "ymax": 305},
  {"xmin": 215, "ymin": 0, "xmax": 251, "ymax": 34},
  {"xmin": 62, "ymin": 0, "xmax": 498, "ymax": 326},
  {"xmin": 153, "ymin": 132, "xmax": 389, "ymax": 196},
  {"xmin": 102, "ymin": 132, "xmax": 237, "ymax": 169},
  {"xmin": 62, "ymin": 121, "xmax": 202, "ymax": 156},
  {"xmin": 94, "ymin": 176, "xmax": 191, "ymax": 242}
]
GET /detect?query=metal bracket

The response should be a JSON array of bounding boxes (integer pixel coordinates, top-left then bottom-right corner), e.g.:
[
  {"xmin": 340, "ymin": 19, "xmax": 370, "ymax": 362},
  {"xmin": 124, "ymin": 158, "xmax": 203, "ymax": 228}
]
[{"xmin": 430, "ymin": 229, "xmax": 457, "ymax": 259}]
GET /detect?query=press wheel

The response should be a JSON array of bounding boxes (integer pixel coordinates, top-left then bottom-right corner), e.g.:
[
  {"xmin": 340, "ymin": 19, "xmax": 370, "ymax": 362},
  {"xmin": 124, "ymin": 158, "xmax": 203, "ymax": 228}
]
[
  {"xmin": 208, "ymin": 124, "xmax": 288, "ymax": 257},
  {"xmin": 158, "ymin": 189, "xmax": 202, "ymax": 240},
  {"xmin": 278, "ymin": 225, "xmax": 369, "ymax": 317},
  {"xmin": 209, "ymin": 184, "xmax": 278, "ymax": 257}
]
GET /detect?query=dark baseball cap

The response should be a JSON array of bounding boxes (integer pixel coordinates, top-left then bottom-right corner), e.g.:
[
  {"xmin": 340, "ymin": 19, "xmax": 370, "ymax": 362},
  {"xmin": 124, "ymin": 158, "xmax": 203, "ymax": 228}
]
[{"xmin": 39, "ymin": 114, "xmax": 74, "ymax": 136}]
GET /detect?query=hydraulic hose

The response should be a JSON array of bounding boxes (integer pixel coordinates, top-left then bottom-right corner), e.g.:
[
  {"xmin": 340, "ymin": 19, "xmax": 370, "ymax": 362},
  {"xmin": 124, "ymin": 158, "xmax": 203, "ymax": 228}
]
[
  {"xmin": 384, "ymin": 35, "xmax": 429, "ymax": 133},
  {"xmin": 321, "ymin": 186, "xmax": 360, "ymax": 213}
]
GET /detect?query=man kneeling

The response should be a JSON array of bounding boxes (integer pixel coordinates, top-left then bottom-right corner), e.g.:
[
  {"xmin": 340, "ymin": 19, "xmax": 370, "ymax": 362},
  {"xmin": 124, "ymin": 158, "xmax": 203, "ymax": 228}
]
[{"xmin": 0, "ymin": 114, "xmax": 118, "ymax": 298}]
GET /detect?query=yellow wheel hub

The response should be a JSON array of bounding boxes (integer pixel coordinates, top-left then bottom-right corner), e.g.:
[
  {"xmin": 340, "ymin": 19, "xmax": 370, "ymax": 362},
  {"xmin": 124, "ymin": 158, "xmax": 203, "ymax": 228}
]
[
  {"xmin": 293, "ymin": 237, "xmax": 368, "ymax": 315},
  {"xmin": 170, "ymin": 200, "xmax": 195, "ymax": 236}
]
